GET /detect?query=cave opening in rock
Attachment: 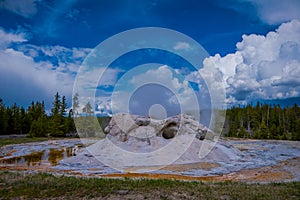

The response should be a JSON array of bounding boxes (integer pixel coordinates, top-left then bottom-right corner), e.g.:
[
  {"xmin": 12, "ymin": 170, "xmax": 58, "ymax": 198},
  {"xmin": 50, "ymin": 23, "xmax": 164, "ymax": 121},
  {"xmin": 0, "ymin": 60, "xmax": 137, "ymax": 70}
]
[{"xmin": 162, "ymin": 122, "xmax": 178, "ymax": 139}]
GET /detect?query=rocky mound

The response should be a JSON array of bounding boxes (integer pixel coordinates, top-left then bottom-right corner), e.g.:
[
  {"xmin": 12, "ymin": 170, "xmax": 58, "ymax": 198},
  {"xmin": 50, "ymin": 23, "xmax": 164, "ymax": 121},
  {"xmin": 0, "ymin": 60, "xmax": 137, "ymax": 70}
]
[
  {"xmin": 104, "ymin": 113, "xmax": 215, "ymax": 143},
  {"xmin": 74, "ymin": 113, "xmax": 243, "ymax": 172}
]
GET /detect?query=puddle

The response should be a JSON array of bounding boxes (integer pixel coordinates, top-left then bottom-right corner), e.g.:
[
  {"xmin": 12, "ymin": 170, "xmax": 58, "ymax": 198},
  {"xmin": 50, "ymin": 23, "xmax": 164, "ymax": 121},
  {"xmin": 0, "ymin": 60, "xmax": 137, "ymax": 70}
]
[{"xmin": 0, "ymin": 147, "xmax": 77, "ymax": 167}]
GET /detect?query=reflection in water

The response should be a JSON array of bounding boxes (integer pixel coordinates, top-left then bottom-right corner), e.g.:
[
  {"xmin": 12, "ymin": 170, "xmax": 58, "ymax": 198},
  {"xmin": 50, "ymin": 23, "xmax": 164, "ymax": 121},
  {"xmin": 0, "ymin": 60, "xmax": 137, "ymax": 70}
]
[
  {"xmin": 24, "ymin": 151, "xmax": 44, "ymax": 166},
  {"xmin": 66, "ymin": 147, "xmax": 73, "ymax": 157},
  {"xmin": 48, "ymin": 149, "xmax": 64, "ymax": 165},
  {"xmin": 0, "ymin": 146, "xmax": 78, "ymax": 167},
  {"xmin": 0, "ymin": 156, "xmax": 22, "ymax": 165}
]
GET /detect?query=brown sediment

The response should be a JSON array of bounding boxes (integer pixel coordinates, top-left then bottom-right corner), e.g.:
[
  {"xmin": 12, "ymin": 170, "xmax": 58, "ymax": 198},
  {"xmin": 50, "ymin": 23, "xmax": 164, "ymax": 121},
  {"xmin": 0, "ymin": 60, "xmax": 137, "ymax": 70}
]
[
  {"xmin": 0, "ymin": 149, "xmax": 18, "ymax": 160},
  {"xmin": 125, "ymin": 162, "xmax": 220, "ymax": 172},
  {"xmin": 89, "ymin": 168, "xmax": 104, "ymax": 171},
  {"xmin": 226, "ymin": 157, "xmax": 299, "ymax": 182},
  {"xmin": 5, "ymin": 149, "xmax": 18, "ymax": 156},
  {"xmin": 101, "ymin": 172, "xmax": 219, "ymax": 181},
  {"xmin": 163, "ymin": 162, "xmax": 220, "ymax": 171},
  {"xmin": 102, "ymin": 157, "xmax": 299, "ymax": 182},
  {"xmin": 100, "ymin": 168, "xmax": 292, "ymax": 182},
  {"xmin": 216, "ymin": 169, "xmax": 291, "ymax": 182},
  {"xmin": 0, "ymin": 156, "xmax": 299, "ymax": 183},
  {"xmin": 233, "ymin": 143, "xmax": 269, "ymax": 151},
  {"xmin": 0, "ymin": 165, "xmax": 48, "ymax": 171}
]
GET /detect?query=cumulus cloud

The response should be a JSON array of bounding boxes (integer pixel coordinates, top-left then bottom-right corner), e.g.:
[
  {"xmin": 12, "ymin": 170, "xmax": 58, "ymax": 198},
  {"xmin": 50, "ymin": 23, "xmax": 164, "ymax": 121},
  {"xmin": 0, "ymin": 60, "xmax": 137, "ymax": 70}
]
[
  {"xmin": 0, "ymin": 27, "xmax": 92, "ymax": 109},
  {"xmin": 0, "ymin": 0, "xmax": 39, "ymax": 18},
  {"xmin": 187, "ymin": 57, "xmax": 226, "ymax": 108},
  {"xmin": 0, "ymin": 48, "xmax": 73, "ymax": 107},
  {"xmin": 201, "ymin": 20, "xmax": 300, "ymax": 105},
  {"xmin": 108, "ymin": 65, "xmax": 200, "ymax": 117},
  {"xmin": 75, "ymin": 67, "xmax": 121, "ymax": 105},
  {"xmin": 130, "ymin": 65, "xmax": 196, "ymax": 106}
]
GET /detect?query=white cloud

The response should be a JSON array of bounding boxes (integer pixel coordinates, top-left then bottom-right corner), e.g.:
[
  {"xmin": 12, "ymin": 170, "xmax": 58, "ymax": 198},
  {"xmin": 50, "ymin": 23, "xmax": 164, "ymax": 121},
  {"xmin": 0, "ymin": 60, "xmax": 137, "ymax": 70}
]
[
  {"xmin": 187, "ymin": 58, "xmax": 227, "ymax": 108},
  {"xmin": 0, "ymin": 49, "xmax": 73, "ymax": 104},
  {"xmin": 0, "ymin": 0, "xmax": 38, "ymax": 18},
  {"xmin": 109, "ymin": 65, "xmax": 199, "ymax": 116},
  {"xmin": 173, "ymin": 42, "xmax": 191, "ymax": 51},
  {"xmin": 220, "ymin": 0, "xmax": 300, "ymax": 25},
  {"xmin": 248, "ymin": 0, "xmax": 300, "ymax": 25},
  {"xmin": 0, "ymin": 28, "xmax": 27, "ymax": 48},
  {"xmin": 130, "ymin": 65, "xmax": 196, "ymax": 106},
  {"xmin": 199, "ymin": 20, "xmax": 300, "ymax": 105},
  {"xmin": 203, "ymin": 52, "xmax": 243, "ymax": 82},
  {"xmin": 72, "ymin": 47, "xmax": 91, "ymax": 59},
  {"xmin": 75, "ymin": 67, "xmax": 120, "ymax": 97},
  {"xmin": 0, "ymin": 47, "xmax": 74, "ymax": 105},
  {"xmin": 40, "ymin": 45, "xmax": 85, "ymax": 59},
  {"xmin": 96, "ymin": 98, "xmax": 112, "ymax": 116},
  {"xmin": 40, "ymin": 45, "xmax": 69, "ymax": 57},
  {"xmin": 0, "ymin": 27, "xmax": 92, "ymax": 109}
]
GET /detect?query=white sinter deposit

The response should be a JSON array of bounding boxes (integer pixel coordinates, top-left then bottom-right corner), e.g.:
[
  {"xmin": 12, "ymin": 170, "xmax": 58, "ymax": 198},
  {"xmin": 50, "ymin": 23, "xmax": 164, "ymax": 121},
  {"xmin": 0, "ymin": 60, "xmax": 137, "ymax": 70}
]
[{"xmin": 82, "ymin": 113, "xmax": 243, "ymax": 172}]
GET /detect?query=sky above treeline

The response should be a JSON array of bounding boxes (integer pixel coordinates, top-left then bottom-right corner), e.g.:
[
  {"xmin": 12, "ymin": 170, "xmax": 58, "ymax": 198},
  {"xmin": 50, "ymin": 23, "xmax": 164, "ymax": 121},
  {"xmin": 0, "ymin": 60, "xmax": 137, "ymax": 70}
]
[{"xmin": 0, "ymin": 0, "xmax": 300, "ymax": 116}]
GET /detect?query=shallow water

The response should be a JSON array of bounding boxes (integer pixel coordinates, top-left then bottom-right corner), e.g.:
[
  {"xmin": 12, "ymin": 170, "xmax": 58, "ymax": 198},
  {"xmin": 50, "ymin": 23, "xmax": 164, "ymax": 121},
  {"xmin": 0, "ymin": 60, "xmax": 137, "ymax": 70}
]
[
  {"xmin": 0, "ymin": 147, "xmax": 76, "ymax": 166},
  {"xmin": 0, "ymin": 139, "xmax": 85, "ymax": 168}
]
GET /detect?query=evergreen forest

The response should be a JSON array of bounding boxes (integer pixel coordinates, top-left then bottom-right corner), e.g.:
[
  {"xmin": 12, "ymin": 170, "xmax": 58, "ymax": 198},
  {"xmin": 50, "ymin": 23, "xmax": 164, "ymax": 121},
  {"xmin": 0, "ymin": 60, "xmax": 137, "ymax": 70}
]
[{"xmin": 0, "ymin": 93, "xmax": 299, "ymax": 140}]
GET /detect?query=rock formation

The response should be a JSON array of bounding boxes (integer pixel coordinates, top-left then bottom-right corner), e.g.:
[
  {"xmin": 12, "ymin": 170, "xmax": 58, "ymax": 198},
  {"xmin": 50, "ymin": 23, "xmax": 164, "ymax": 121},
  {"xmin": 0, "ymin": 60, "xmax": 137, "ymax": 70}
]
[{"xmin": 104, "ymin": 113, "xmax": 213, "ymax": 143}]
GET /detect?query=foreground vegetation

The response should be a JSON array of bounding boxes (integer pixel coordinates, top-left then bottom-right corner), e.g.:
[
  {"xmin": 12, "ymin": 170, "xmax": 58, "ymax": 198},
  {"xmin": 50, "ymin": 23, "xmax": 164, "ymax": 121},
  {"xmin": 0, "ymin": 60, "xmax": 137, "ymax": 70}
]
[{"xmin": 0, "ymin": 171, "xmax": 299, "ymax": 199}]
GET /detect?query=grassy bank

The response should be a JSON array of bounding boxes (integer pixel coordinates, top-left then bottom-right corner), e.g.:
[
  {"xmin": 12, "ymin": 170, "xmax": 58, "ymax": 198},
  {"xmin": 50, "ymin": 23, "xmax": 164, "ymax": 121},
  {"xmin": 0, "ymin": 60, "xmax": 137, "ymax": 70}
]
[{"xmin": 0, "ymin": 171, "xmax": 299, "ymax": 199}]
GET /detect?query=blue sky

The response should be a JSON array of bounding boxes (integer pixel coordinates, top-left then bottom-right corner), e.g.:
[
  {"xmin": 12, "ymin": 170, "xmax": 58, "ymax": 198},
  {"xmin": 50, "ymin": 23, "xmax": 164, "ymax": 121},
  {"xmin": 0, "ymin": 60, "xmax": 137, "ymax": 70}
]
[
  {"xmin": 0, "ymin": 0, "xmax": 300, "ymax": 116},
  {"xmin": 0, "ymin": 0, "xmax": 279, "ymax": 55}
]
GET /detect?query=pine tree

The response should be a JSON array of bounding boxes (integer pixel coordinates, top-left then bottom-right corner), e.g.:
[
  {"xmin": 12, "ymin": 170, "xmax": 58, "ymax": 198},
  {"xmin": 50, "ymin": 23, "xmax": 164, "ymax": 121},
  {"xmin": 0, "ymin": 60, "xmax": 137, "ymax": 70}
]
[
  {"xmin": 0, "ymin": 99, "xmax": 8, "ymax": 135},
  {"xmin": 82, "ymin": 102, "xmax": 93, "ymax": 115},
  {"xmin": 27, "ymin": 101, "xmax": 48, "ymax": 137},
  {"xmin": 28, "ymin": 114, "xmax": 48, "ymax": 137},
  {"xmin": 11, "ymin": 103, "xmax": 22, "ymax": 134},
  {"xmin": 51, "ymin": 93, "xmax": 61, "ymax": 116},
  {"xmin": 49, "ymin": 92, "xmax": 65, "ymax": 137},
  {"xmin": 254, "ymin": 121, "xmax": 270, "ymax": 139},
  {"xmin": 6, "ymin": 106, "xmax": 13, "ymax": 134},
  {"xmin": 72, "ymin": 93, "xmax": 80, "ymax": 117},
  {"xmin": 293, "ymin": 118, "xmax": 300, "ymax": 140},
  {"xmin": 269, "ymin": 123, "xmax": 277, "ymax": 139},
  {"xmin": 60, "ymin": 96, "xmax": 67, "ymax": 116},
  {"xmin": 78, "ymin": 102, "xmax": 97, "ymax": 137},
  {"xmin": 65, "ymin": 109, "xmax": 76, "ymax": 134},
  {"xmin": 19, "ymin": 107, "xmax": 28, "ymax": 134}
]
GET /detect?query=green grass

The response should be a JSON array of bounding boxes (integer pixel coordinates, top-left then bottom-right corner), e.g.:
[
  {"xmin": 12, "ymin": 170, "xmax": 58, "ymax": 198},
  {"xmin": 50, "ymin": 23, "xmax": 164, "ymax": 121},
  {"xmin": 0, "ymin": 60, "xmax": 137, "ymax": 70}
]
[
  {"xmin": 0, "ymin": 137, "xmax": 61, "ymax": 147},
  {"xmin": 0, "ymin": 171, "xmax": 299, "ymax": 199}
]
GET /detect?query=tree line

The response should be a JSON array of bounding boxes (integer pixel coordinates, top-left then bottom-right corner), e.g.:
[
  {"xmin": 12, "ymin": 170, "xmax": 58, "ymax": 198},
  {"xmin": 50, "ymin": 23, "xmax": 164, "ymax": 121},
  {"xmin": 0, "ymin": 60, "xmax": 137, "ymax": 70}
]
[
  {"xmin": 0, "ymin": 93, "xmax": 75, "ymax": 137},
  {"xmin": 0, "ymin": 93, "xmax": 110, "ymax": 138},
  {"xmin": 223, "ymin": 102, "xmax": 300, "ymax": 140},
  {"xmin": 0, "ymin": 94, "xmax": 299, "ymax": 140}
]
